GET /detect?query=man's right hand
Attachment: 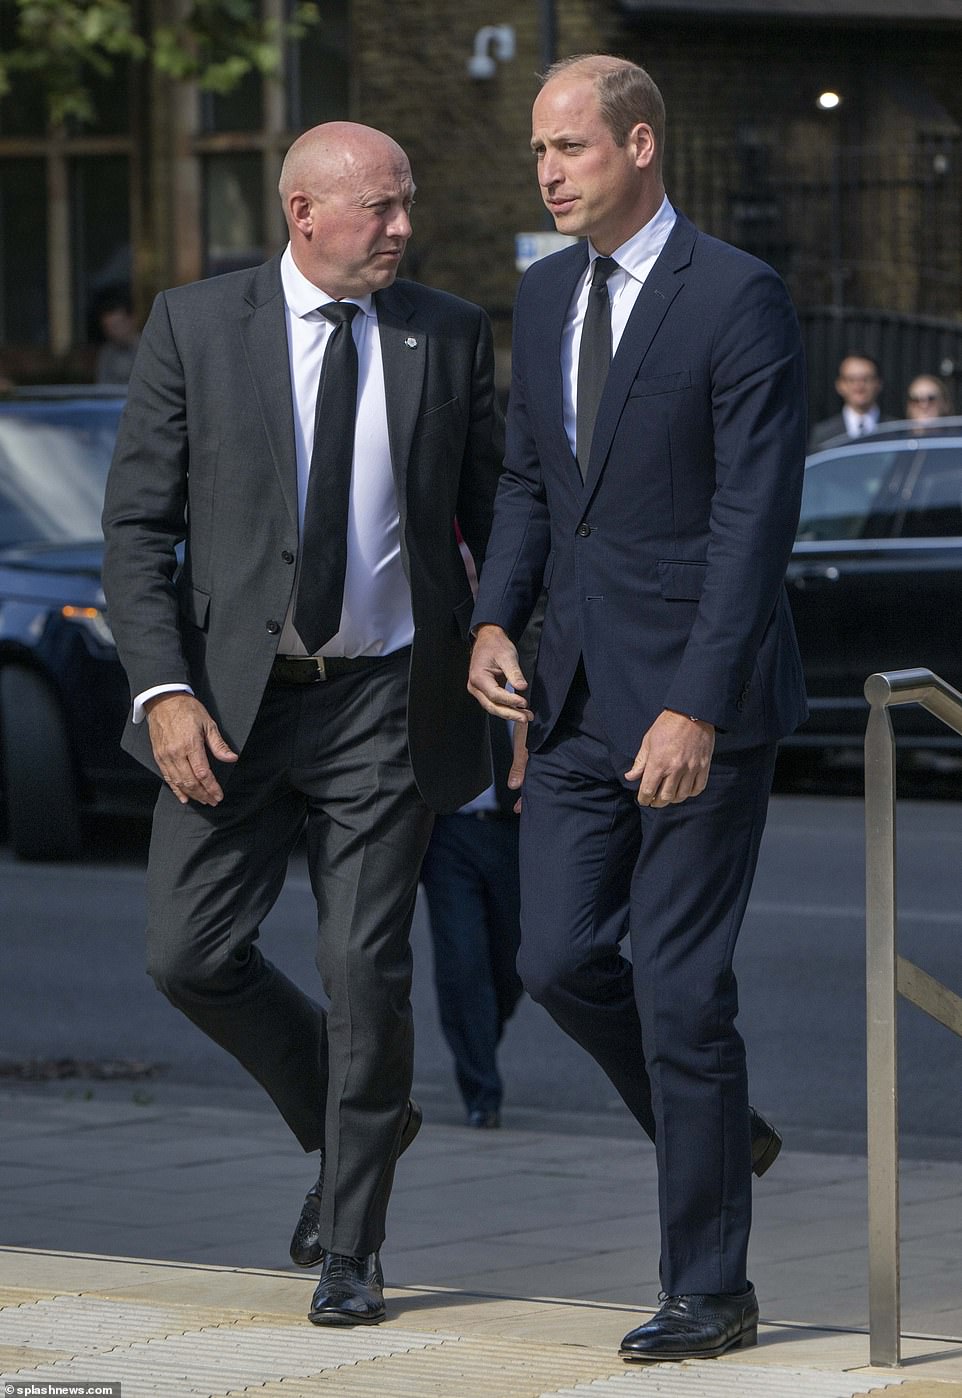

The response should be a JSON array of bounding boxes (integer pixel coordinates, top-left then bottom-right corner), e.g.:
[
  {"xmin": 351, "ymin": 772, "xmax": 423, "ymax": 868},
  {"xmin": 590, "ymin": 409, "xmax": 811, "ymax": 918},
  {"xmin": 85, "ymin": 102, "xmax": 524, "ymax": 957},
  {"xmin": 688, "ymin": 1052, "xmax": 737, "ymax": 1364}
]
[
  {"xmin": 467, "ymin": 624, "xmax": 534, "ymax": 724},
  {"xmin": 144, "ymin": 693, "xmax": 238, "ymax": 806}
]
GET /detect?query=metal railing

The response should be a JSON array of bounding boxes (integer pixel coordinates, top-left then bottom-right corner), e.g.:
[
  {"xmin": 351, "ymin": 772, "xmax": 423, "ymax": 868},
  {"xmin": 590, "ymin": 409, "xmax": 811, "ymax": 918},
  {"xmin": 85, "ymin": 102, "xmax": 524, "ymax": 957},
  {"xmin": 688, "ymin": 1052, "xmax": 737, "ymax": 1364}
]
[{"xmin": 864, "ymin": 667, "xmax": 962, "ymax": 1367}]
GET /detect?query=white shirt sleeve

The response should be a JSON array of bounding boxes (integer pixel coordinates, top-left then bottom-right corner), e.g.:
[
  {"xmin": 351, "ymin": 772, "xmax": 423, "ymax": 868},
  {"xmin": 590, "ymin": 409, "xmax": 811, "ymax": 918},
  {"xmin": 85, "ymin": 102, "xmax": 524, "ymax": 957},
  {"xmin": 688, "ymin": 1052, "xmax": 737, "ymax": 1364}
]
[{"xmin": 132, "ymin": 683, "xmax": 194, "ymax": 724}]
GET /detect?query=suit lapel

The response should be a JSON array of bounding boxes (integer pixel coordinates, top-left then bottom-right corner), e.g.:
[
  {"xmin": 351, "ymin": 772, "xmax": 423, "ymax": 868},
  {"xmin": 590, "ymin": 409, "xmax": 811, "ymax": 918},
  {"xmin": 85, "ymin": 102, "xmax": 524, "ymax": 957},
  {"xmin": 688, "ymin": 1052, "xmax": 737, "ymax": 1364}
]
[
  {"xmin": 239, "ymin": 255, "xmax": 299, "ymax": 529},
  {"xmin": 374, "ymin": 282, "xmax": 424, "ymax": 523},
  {"xmin": 583, "ymin": 214, "xmax": 697, "ymax": 497}
]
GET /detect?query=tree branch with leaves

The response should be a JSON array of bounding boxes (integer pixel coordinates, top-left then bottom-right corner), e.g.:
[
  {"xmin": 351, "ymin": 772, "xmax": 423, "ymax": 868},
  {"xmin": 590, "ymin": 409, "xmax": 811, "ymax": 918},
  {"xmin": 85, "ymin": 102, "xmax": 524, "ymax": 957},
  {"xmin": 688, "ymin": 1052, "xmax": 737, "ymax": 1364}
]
[{"xmin": 0, "ymin": 0, "xmax": 319, "ymax": 127}]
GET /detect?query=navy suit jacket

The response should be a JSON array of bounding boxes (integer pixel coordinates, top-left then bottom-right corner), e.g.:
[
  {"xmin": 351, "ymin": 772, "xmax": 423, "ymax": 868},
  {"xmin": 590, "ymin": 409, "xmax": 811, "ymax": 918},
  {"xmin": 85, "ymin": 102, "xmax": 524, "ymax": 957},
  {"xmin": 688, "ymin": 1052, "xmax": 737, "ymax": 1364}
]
[{"xmin": 473, "ymin": 212, "xmax": 809, "ymax": 768}]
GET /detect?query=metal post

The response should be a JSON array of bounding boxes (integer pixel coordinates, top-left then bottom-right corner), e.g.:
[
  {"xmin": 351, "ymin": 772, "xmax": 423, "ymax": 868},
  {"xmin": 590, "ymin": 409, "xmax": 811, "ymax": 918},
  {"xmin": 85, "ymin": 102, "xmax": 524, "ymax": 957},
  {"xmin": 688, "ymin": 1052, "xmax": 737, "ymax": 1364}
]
[{"xmin": 864, "ymin": 690, "xmax": 901, "ymax": 1366}]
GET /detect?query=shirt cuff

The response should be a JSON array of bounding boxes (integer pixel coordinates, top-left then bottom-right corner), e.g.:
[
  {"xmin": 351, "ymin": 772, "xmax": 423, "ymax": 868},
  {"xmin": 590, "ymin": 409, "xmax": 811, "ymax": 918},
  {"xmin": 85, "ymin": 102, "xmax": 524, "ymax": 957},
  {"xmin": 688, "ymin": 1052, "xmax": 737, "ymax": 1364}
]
[{"xmin": 132, "ymin": 683, "xmax": 194, "ymax": 724}]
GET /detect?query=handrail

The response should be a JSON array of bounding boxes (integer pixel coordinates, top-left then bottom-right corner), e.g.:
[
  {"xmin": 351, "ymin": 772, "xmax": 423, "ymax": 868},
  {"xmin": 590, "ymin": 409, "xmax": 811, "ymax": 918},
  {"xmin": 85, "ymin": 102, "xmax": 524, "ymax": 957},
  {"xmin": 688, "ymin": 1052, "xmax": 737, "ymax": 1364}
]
[{"xmin": 863, "ymin": 667, "xmax": 962, "ymax": 1367}]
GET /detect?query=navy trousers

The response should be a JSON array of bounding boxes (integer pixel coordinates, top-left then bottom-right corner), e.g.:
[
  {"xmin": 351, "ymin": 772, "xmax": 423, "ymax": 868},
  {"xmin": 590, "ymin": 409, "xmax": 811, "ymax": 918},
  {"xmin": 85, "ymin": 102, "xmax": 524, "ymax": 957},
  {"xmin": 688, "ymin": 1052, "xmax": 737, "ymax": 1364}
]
[
  {"xmin": 518, "ymin": 672, "xmax": 776, "ymax": 1295},
  {"xmin": 420, "ymin": 812, "xmax": 523, "ymax": 1116}
]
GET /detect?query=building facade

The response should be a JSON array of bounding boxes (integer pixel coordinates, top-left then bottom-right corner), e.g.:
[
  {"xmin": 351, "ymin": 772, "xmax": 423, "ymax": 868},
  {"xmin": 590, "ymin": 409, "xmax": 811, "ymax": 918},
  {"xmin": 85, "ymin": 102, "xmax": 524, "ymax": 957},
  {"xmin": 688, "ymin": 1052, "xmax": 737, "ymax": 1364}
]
[{"xmin": 1, "ymin": 0, "xmax": 961, "ymax": 394}]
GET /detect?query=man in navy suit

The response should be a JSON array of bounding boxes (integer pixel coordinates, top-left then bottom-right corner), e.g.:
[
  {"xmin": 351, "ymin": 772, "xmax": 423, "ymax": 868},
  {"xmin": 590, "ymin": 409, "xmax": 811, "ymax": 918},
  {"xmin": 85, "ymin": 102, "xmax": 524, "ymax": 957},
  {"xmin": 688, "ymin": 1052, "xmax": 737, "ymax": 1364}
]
[{"xmin": 469, "ymin": 55, "xmax": 808, "ymax": 1362}]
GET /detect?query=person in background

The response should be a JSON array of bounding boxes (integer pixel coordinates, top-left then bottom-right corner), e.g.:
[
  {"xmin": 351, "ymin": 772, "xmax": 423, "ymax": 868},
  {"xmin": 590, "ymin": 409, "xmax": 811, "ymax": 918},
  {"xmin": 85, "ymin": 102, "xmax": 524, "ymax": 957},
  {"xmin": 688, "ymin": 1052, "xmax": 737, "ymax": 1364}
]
[
  {"xmin": 420, "ymin": 711, "xmax": 524, "ymax": 1129},
  {"xmin": 808, "ymin": 353, "xmax": 889, "ymax": 451},
  {"xmin": 905, "ymin": 373, "xmax": 954, "ymax": 423},
  {"xmin": 93, "ymin": 287, "xmax": 142, "ymax": 385}
]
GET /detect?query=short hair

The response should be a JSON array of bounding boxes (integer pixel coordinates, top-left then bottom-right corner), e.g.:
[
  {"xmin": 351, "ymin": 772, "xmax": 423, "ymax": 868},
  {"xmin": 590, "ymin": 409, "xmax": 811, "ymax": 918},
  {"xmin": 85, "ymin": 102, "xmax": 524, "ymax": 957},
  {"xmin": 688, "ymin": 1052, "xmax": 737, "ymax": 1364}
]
[
  {"xmin": 541, "ymin": 54, "xmax": 666, "ymax": 156},
  {"xmin": 838, "ymin": 352, "xmax": 881, "ymax": 377}
]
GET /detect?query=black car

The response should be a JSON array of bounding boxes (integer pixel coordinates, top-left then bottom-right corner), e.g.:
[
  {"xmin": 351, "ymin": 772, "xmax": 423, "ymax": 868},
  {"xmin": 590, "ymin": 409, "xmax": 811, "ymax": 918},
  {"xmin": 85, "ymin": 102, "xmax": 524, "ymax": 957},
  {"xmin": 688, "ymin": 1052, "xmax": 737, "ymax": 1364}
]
[
  {"xmin": 785, "ymin": 418, "xmax": 962, "ymax": 757},
  {"xmin": 0, "ymin": 388, "xmax": 158, "ymax": 858}
]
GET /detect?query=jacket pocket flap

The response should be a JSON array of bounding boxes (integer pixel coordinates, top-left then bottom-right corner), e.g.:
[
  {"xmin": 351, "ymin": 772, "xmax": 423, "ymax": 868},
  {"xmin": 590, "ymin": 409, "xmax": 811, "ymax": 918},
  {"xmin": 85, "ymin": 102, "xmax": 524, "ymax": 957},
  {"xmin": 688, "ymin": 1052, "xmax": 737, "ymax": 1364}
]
[
  {"xmin": 658, "ymin": 559, "xmax": 706, "ymax": 600},
  {"xmin": 629, "ymin": 370, "xmax": 692, "ymax": 398}
]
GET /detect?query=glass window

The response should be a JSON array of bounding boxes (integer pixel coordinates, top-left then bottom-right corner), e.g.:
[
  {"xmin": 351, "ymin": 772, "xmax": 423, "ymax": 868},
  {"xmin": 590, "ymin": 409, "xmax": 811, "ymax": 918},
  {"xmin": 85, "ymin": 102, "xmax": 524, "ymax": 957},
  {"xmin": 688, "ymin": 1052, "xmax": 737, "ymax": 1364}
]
[
  {"xmin": 70, "ymin": 156, "xmax": 132, "ymax": 344},
  {"xmin": 0, "ymin": 400, "xmax": 122, "ymax": 547},
  {"xmin": 0, "ymin": 1, "xmax": 46, "ymax": 135},
  {"xmin": 0, "ymin": 160, "xmax": 48, "ymax": 345},
  {"xmin": 898, "ymin": 448, "xmax": 962, "ymax": 538},
  {"xmin": 200, "ymin": 70, "xmax": 264, "ymax": 134},
  {"xmin": 74, "ymin": 60, "xmax": 131, "ymax": 136},
  {"xmin": 797, "ymin": 448, "xmax": 904, "ymax": 542},
  {"xmin": 203, "ymin": 153, "xmax": 264, "ymax": 277},
  {"xmin": 287, "ymin": 0, "xmax": 350, "ymax": 129}
]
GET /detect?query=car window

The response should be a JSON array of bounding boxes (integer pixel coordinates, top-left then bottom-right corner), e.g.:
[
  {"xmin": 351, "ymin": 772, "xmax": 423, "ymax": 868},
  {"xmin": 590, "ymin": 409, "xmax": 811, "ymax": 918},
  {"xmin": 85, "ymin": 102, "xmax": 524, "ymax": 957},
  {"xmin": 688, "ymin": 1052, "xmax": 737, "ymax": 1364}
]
[
  {"xmin": 896, "ymin": 447, "xmax": 962, "ymax": 539},
  {"xmin": 797, "ymin": 449, "xmax": 903, "ymax": 542},
  {"xmin": 0, "ymin": 403, "xmax": 120, "ymax": 548}
]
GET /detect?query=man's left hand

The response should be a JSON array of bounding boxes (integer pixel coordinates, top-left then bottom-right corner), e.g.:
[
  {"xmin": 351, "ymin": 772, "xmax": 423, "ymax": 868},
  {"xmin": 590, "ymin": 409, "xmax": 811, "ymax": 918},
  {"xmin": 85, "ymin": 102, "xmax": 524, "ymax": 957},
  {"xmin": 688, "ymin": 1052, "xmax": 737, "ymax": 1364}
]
[
  {"xmin": 508, "ymin": 717, "xmax": 528, "ymax": 814},
  {"xmin": 625, "ymin": 709, "xmax": 715, "ymax": 808}
]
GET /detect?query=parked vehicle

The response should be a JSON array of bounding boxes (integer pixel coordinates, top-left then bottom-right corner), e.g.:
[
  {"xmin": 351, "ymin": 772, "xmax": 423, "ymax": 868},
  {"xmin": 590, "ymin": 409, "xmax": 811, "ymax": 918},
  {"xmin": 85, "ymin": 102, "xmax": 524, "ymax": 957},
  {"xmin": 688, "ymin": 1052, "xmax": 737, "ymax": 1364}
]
[
  {"xmin": 0, "ymin": 388, "xmax": 158, "ymax": 858},
  {"xmin": 785, "ymin": 418, "xmax": 962, "ymax": 758}
]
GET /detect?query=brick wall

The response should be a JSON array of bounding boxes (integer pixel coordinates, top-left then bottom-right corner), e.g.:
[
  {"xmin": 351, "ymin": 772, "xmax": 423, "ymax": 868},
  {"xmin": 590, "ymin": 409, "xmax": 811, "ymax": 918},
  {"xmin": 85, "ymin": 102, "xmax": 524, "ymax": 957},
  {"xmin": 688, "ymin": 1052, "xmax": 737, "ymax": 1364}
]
[{"xmin": 353, "ymin": 5, "xmax": 962, "ymax": 326}]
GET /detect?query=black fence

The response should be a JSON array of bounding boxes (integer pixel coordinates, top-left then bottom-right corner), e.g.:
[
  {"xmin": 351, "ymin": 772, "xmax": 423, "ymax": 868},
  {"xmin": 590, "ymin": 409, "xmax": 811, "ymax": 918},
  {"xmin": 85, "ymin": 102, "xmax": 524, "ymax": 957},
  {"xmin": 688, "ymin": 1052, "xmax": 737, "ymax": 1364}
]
[
  {"xmin": 664, "ymin": 130, "xmax": 962, "ymax": 430},
  {"xmin": 666, "ymin": 131, "xmax": 962, "ymax": 324}
]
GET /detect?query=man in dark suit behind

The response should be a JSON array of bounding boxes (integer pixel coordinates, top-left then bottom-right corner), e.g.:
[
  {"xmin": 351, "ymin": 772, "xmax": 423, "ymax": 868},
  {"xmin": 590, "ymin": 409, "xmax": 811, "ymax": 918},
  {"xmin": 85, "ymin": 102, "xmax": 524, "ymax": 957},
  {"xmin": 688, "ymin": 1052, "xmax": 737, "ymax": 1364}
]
[
  {"xmin": 102, "ymin": 122, "xmax": 502, "ymax": 1326},
  {"xmin": 469, "ymin": 56, "xmax": 807, "ymax": 1362},
  {"xmin": 808, "ymin": 352, "xmax": 889, "ymax": 450}
]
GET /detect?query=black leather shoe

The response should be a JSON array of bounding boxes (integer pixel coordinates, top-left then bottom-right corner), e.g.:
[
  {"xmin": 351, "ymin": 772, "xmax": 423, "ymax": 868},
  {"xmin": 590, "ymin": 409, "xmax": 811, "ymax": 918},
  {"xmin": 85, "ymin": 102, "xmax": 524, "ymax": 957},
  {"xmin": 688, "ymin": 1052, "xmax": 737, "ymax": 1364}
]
[
  {"xmin": 750, "ymin": 1106, "xmax": 782, "ymax": 1178},
  {"xmin": 620, "ymin": 1285, "xmax": 759, "ymax": 1361},
  {"xmin": 467, "ymin": 1109, "xmax": 500, "ymax": 1128},
  {"xmin": 290, "ymin": 1098, "xmax": 422, "ymax": 1268},
  {"xmin": 308, "ymin": 1250, "xmax": 385, "ymax": 1325}
]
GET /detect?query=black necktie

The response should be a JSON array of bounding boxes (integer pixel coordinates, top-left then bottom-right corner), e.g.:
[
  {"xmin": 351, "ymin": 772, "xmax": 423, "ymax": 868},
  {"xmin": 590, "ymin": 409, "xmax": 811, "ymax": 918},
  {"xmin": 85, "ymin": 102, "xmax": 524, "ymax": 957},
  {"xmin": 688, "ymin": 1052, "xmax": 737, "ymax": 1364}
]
[
  {"xmin": 293, "ymin": 301, "xmax": 359, "ymax": 655},
  {"xmin": 576, "ymin": 256, "xmax": 618, "ymax": 480}
]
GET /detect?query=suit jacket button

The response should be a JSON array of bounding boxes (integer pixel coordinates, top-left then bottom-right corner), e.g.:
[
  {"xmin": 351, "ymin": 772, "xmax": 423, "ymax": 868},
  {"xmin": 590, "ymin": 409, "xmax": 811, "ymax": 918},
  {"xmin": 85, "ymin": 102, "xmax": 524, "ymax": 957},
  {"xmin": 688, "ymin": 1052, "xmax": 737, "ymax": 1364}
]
[
  {"xmin": 281, "ymin": 550, "xmax": 294, "ymax": 564},
  {"xmin": 577, "ymin": 522, "xmax": 591, "ymax": 538},
  {"xmin": 266, "ymin": 619, "xmax": 280, "ymax": 634}
]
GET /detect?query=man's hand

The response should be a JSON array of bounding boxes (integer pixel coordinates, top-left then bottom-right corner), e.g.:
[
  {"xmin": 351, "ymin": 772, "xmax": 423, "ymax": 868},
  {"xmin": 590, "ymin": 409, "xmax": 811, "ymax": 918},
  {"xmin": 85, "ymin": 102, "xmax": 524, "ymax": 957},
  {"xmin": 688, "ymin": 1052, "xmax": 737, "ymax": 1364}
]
[
  {"xmin": 625, "ymin": 709, "xmax": 715, "ymax": 808},
  {"xmin": 467, "ymin": 624, "xmax": 534, "ymax": 723},
  {"xmin": 507, "ymin": 716, "xmax": 528, "ymax": 814},
  {"xmin": 145, "ymin": 692, "xmax": 238, "ymax": 806}
]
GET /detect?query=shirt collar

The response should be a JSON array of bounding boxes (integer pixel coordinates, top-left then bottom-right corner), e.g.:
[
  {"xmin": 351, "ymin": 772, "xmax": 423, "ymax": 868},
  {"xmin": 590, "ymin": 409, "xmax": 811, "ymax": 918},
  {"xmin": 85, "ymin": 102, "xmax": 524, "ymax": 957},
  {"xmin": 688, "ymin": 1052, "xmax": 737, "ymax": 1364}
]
[
  {"xmin": 280, "ymin": 244, "xmax": 374, "ymax": 319},
  {"xmin": 587, "ymin": 196, "xmax": 677, "ymax": 282}
]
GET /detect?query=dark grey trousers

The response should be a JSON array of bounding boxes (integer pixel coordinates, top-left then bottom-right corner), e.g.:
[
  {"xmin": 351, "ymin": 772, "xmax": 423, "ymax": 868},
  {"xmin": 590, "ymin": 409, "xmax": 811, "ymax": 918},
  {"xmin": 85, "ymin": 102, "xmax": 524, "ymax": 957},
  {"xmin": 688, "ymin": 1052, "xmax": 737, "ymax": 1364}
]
[{"xmin": 144, "ymin": 649, "xmax": 434, "ymax": 1255}]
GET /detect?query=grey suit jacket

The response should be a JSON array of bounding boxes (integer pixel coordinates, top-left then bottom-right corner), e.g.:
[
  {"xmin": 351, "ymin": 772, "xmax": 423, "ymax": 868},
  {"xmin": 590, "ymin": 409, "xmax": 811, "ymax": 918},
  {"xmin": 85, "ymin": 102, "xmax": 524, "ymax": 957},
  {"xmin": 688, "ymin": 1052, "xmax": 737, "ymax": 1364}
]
[{"xmin": 102, "ymin": 255, "xmax": 504, "ymax": 813}]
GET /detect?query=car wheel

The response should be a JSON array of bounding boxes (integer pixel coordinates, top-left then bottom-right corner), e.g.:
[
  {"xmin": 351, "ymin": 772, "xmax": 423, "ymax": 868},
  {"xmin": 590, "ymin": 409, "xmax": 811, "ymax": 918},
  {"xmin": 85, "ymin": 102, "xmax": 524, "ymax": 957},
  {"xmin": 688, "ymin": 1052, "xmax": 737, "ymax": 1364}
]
[{"xmin": 0, "ymin": 666, "xmax": 82, "ymax": 859}]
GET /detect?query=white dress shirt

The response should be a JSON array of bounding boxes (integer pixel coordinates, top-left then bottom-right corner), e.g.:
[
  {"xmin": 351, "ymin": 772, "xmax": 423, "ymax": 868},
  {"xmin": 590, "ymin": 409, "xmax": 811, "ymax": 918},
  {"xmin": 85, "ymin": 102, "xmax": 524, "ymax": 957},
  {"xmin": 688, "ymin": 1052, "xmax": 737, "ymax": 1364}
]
[
  {"xmin": 561, "ymin": 196, "xmax": 677, "ymax": 457},
  {"xmin": 842, "ymin": 404, "xmax": 880, "ymax": 438},
  {"xmin": 133, "ymin": 245, "xmax": 414, "ymax": 721},
  {"xmin": 277, "ymin": 245, "xmax": 413, "ymax": 658}
]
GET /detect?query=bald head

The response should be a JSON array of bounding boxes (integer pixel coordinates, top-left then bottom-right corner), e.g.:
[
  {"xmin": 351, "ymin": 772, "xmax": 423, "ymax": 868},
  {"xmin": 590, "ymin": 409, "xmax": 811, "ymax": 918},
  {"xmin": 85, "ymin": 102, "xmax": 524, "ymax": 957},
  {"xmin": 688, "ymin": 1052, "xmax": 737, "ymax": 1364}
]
[
  {"xmin": 279, "ymin": 121, "xmax": 415, "ymax": 300},
  {"xmin": 278, "ymin": 122, "xmax": 410, "ymax": 209}
]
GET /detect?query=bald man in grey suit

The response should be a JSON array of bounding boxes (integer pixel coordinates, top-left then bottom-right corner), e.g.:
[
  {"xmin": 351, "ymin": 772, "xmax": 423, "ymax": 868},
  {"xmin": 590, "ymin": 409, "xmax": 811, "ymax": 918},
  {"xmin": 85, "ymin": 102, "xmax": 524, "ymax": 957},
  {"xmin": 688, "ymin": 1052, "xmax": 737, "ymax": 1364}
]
[{"xmin": 102, "ymin": 122, "xmax": 502, "ymax": 1325}]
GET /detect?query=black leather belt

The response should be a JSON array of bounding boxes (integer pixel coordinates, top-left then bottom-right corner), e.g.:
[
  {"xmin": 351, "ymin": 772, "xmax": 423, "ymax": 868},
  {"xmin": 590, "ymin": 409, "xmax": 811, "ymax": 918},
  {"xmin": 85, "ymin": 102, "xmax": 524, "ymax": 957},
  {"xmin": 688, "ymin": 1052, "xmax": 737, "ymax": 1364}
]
[{"xmin": 269, "ymin": 654, "xmax": 393, "ymax": 686}]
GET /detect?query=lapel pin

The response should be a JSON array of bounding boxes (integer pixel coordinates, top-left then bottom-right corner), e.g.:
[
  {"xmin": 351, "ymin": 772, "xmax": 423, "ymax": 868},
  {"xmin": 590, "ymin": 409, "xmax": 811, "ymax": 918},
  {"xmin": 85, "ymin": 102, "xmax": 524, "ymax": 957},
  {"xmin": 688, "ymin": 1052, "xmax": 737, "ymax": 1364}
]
[{"xmin": 404, "ymin": 336, "xmax": 418, "ymax": 348}]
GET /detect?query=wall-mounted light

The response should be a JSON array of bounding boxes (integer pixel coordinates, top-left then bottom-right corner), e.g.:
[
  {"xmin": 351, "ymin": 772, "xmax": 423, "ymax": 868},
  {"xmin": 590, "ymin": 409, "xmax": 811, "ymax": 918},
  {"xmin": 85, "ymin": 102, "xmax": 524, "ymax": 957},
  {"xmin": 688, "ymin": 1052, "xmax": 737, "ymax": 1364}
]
[
  {"xmin": 817, "ymin": 91, "xmax": 842, "ymax": 111},
  {"xmin": 467, "ymin": 25, "xmax": 516, "ymax": 80}
]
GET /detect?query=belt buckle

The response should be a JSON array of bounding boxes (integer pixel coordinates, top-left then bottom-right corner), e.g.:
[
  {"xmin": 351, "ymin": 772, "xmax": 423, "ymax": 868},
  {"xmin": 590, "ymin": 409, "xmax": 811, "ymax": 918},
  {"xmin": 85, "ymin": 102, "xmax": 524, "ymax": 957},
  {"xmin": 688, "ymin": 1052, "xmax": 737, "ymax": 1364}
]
[{"xmin": 313, "ymin": 657, "xmax": 327, "ymax": 681}]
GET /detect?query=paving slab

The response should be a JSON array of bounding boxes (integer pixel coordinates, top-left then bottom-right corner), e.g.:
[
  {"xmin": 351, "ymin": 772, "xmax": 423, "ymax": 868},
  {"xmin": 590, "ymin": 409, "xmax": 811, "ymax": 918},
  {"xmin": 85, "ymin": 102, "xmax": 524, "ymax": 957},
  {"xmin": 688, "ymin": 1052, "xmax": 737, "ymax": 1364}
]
[
  {"xmin": 2, "ymin": 1086, "xmax": 962, "ymax": 1393},
  {"xmin": 1, "ymin": 1251, "xmax": 962, "ymax": 1397}
]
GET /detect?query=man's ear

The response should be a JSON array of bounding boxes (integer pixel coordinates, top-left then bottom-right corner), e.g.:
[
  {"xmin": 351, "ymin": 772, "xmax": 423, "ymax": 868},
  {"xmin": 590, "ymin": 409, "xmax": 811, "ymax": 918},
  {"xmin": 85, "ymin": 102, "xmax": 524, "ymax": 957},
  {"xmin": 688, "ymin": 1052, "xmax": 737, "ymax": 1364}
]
[
  {"xmin": 630, "ymin": 123, "xmax": 657, "ymax": 172},
  {"xmin": 288, "ymin": 192, "xmax": 313, "ymax": 237}
]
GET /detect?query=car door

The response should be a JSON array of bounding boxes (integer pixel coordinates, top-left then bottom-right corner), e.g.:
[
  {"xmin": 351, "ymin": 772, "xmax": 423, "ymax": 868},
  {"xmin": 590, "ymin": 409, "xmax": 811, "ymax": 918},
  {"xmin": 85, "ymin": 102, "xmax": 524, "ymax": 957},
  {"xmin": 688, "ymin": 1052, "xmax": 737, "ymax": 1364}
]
[
  {"xmin": 787, "ymin": 442, "xmax": 908, "ymax": 741},
  {"xmin": 788, "ymin": 437, "xmax": 962, "ymax": 745}
]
